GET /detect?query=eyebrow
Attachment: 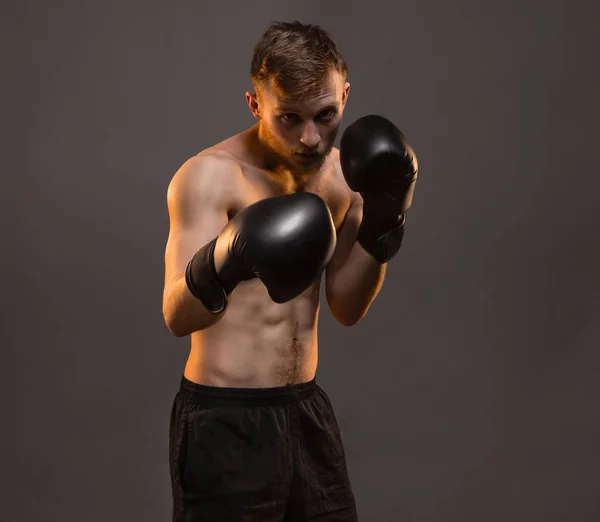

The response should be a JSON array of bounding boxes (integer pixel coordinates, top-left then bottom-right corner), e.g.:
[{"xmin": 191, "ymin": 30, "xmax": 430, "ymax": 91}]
[{"xmin": 275, "ymin": 103, "xmax": 338, "ymax": 114}]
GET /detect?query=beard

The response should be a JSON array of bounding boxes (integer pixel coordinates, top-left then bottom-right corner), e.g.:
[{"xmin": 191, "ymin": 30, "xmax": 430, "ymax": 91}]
[{"xmin": 260, "ymin": 124, "xmax": 338, "ymax": 175}]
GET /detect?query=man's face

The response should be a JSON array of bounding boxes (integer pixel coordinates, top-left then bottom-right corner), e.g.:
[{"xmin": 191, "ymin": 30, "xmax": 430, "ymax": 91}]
[{"xmin": 249, "ymin": 70, "xmax": 350, "ymax": 174}]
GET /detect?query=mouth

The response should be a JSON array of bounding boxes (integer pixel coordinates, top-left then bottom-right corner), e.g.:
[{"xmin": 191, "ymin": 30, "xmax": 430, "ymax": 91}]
[{"xmin": 296, "ymin": 152, "xmax": 321, "ymax": 160}]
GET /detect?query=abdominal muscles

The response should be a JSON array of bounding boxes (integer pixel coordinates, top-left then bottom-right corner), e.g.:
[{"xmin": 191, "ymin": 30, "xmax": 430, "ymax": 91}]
[{"xmin": 184, "ymin": 279, "xmax": 322, "ymax": 388}]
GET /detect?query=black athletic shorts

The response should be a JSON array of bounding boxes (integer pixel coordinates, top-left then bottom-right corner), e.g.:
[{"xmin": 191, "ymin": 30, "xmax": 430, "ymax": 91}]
[{"xmin": 169, "ymin": 375, "xmax": 358, "ymax": 521}]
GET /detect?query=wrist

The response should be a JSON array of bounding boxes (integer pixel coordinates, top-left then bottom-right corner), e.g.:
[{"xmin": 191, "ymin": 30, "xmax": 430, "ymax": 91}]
[
  {"xmin": 185, "ymin": 238, "xmax": 228, "ymax": 314},
  {"xmin": 357, "ymin": 211, "xmax": 406, "ymax": 264}
]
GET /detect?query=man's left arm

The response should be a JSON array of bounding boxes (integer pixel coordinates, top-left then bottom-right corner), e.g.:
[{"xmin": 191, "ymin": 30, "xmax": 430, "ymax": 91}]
[
  {"xmin": 326, "ymin": 114, "xmax": 419, "ymax": 326},
  {"xmin": 325, "ymin": 193, "xmax": 387, "ymax": 326}
]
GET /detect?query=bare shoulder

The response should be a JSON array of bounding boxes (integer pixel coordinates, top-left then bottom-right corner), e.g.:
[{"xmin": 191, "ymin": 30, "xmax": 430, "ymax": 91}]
[
  {"xmin": 171, "ymin": 149, "xmax": 243, "ymax": 187},
  {"xmin": 167, "ymin": 150, "xmax": 244, "ymax": 210}
]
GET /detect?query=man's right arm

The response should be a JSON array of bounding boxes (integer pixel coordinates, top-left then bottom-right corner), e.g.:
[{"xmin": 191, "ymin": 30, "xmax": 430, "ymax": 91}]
[{"xmin": 162, "ymin": 154, "xmax": 238, "ymax": 337}]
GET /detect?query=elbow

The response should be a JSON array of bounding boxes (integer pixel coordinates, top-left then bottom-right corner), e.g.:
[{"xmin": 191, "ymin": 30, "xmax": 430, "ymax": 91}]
[
  {"xmin": 338, "ymin": 315, "xmax": 361, "ymax": 327},
  {"xmin": 162, "ymin": 308, "xmax": 188, "ymax": 338},
  {"xmin": 327, "ymin": 296, "xmax": 364, "ymax": 327},
  {"xmin": 162, "ymin": 303, "xmax": 222, "ymax": 337},
  {"xmin": 336, "ymin": 310, "xmax": 364, "ymax": 327},
  {"xmin": 166, "ymin": 323, "xmax": 188, "ymax": 338}
]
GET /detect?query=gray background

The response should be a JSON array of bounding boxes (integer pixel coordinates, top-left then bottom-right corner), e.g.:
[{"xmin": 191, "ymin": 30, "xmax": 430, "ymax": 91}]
[{"xmin": 5, "ymin": 0, "xmax": 600, "ymax": 520}]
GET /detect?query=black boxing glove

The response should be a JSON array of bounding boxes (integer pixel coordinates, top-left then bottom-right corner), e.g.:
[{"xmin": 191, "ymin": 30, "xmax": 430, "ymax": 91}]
[
  {"xmin": 185, "ymin": 192, "xmax": 337, "ymax": 313},
  {"xmin": 340, "ymin": 114, "xmax": 418, "ymax": 263}
]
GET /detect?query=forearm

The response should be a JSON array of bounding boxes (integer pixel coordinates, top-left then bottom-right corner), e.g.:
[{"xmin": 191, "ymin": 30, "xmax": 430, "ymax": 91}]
[
  {"xmin": 162, "ymin": 275, "xmax": 225, "ymax": 337},
  {"xmin": 326, "ymin": 241, "xmax": 387, "ymax": 326}
]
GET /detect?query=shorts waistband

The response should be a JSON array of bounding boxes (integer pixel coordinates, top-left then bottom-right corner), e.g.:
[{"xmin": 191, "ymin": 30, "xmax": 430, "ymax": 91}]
[{"xmin": 178, "ymin": 375, "xmax": 319, "ymax": 407}]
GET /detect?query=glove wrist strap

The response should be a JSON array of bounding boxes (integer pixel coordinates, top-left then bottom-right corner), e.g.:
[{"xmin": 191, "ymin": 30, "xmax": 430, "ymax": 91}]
[
  {"xmin": 185, "ymin": 238, "xmax": 228, "ymax": 314},
  {"xmin": 357, "ymin": 213, "xmax": 406, "ymax": 264}
]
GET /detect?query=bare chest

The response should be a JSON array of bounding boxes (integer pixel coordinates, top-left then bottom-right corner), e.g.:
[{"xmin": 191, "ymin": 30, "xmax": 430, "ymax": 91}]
[{"xmin": 229, "ymin": 162, "xmax": 352, "ymax": 232}]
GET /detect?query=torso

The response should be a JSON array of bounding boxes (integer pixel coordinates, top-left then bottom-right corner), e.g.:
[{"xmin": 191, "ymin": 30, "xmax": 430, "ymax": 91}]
[{"xmin": 183, "ymin": 127, "xmax": 354, "ymax": 388}]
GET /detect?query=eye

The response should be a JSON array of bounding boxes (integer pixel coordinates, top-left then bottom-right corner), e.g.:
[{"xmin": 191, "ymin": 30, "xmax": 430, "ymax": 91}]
[
  {"xmin": 281, "ymin": 113, "xmax": 299, "ymax": 123},
  {"xmin": 318, "ymin": 108, "xmax": 336, "ymax": 121}
]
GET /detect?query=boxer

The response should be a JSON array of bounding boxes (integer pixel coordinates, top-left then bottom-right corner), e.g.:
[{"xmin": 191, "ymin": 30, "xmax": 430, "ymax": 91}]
[{"xmin": 163, "ymin": 20, "xmax": 418, "ymax": 522}]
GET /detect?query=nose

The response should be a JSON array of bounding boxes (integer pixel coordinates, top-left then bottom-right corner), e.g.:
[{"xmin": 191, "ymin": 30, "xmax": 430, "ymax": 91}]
[{"xmin": 299, "ymin": 121, "xmax": 321, "ymax": 148}]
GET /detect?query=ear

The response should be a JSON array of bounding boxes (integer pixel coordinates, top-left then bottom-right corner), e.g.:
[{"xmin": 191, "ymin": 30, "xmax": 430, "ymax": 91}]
[
  {"xmin": 245, "ymin": 91, "xmax": 261, "ymax": 120},
  {"xmin": 342, "ymin": 82, "xmax": 350, "ymax": 109}
]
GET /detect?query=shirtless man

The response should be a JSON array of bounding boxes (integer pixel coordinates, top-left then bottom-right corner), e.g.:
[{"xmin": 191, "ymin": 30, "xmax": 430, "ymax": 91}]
[{"xmin": 163, "ymin": 21, "xmax": 418, "ymax": 522}]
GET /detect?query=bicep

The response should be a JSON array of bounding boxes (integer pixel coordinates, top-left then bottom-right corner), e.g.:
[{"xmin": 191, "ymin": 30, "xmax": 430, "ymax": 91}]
[{"xmin": 163, "ymin": 156, "xmax": 234, "ymax": 289}]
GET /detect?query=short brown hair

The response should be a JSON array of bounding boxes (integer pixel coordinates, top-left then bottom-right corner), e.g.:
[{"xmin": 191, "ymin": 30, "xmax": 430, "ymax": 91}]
[{"xmin": 250, "ymin": 21, "xmax": 348, "ymax": 101}]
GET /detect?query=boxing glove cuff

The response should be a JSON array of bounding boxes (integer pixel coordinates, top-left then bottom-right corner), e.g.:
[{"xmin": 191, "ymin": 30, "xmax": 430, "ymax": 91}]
[
  {"xmin": 185, "ymin": 238, "xmax": 228, "ymax": 314},
  {"xmin": 357, "ymin": 213, "xmax": 406, "ymax": 264}
]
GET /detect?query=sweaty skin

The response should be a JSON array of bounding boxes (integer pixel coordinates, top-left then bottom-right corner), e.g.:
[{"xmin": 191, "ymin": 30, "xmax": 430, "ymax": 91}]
[{"xmin": 163, "ymin": 71, "xmax": 378, "ymax": 388}]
